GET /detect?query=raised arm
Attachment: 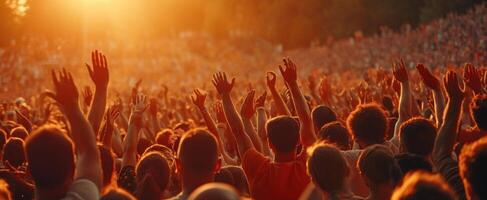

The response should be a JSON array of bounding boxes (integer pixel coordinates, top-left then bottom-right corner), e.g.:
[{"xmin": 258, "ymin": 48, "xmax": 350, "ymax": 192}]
[
  {"xmin": 433, "ymin": 71, "xmax": 465, "ymax": 162},
  {"xmin": 417, "ymin": 64, "xmax": 445, "ymax": 126},
  {"xmin": 279, "ymin": 58, "xmax": 316, "ymax": 148},
  {"xmin": 45, "ymin": 69, "xmax": 103, "ymax": 189},
  {"xmin": 240, "ymin": 90, "xmax": 264, "ymax": 153},
  {"xmin": 266, "ymin": 72, "xmax": 291, "ymax": 116},
  {"xmin": 255, "ymin": 91, "xmax": 273, "ymax": 158},
  {"xmin": 86, "ymin": 50, "xmax": 109, "ymax": 134},
  {"xmin": 191, "ymin": 88, "xmax": 239, "ymax": 165},
  {"xmin": 212, "ymin": 72, "xmax": 254, "ymax": 159},
  {"xmin": 464, "ymin": 63, "xmax": 485, "ymax": 95},
  {"xmin": 101, "ymin": 105, "xmax": 120, "ymax": 149},
  {"xmin": 391, "ymin": 59, "xmax": 411, "ymax": 145},
  {"xmin": 122, "ymin": 93, "xmax": 147, "ymax": 167}
]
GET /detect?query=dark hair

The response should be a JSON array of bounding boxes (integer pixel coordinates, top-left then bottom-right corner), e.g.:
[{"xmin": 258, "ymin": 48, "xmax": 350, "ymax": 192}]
[
  {"xmin": 460, "ymin": 137, "xmax": 487, "ymax": 200},
  {"xmin": 177, "ymin": 129, "xmax": 218, "ymax": 174},
  {"xmin": 215, "ymin": 166, "xmax": 250, "ymax": 196},
  {"xmin": 98, "ymin": 145, "xmax": 115, "ymax": 188},
  {"xmin": 10, "ymin": 127, "xmax": 28, "ymax": 140},
  {"xmin": 317, "ymin": 121, "xmax": 351, "ymax": 150},
  {"xmin": 137, "ymin": 137, "xmax": 152, "ymax": 156},
  {"xmin": 135, "ymin": 152, "xmax": 171, "ymax": 200},
  {"xmin": 391, "ymin": 171, "xmax": 456, "ymax": 200},
  {"xmin": 471, "ymin": 94, "xmax": 487, "ymax": 131},
  {"xmin": 312, "ymin": 105, "xmax": 337, "ymax": 131},
  {"xmin": 188, "ymin": 183, "xmax": 240, "ymax": 200},
  {"xmin": 24, "ymin": 125, "xmax": 75, "ymax": 189},
  {"xmin": 156, "ymin": 129, "xmax": 174, "ymax": 148},
  {"xmin": 347, "ymin": 103, "xmax": 388, "ymax": 146},
  {"xmin": 382, "ymin": 96, "xmax": 394, "ymax": 112},
  {"xmin": 3, "ymin": 138, "xmax": 25, "ymax": 168},
  {"xmin": 400, "ymin": 117, "xmax": 437, "ymax": 157},
  {"xmin": 100, "ymin": 188, "xmax": 136, "ymax": 200},
  {"xmin": 266, "ymin": 116, "xmax": 300, "ymax": 153},
  {"xmin": 143, "ymin": 144, "xmax": 174, "ymax": 166},
  {"xmin": 394, "ymin": 153, "xmax": 433, "ymax": 174},
  {"xmin": 358, "ymin": 145, "xmax": 402, "ymax": 187},
  {"xmin": 307, "ymin": 144, "xmax": 349, "ymax": 193}
]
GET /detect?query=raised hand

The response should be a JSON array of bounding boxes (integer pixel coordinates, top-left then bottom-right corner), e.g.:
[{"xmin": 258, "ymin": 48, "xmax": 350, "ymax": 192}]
[
  {"xmin": 279, "ymin": 58, "xmax": 297, "ymax": 84},
  {"xmin": 444, "ymin": 71, "xmax": 465, "ymax": 102},
  {"xmin": 463, "ymin": 63, "xmax": 483, "ymax": 94},
  {"xmin": 255, "ymin": 91, "xmax": 267, "ymax": 108},
  {"xmin": 129, "ymin": 93, "xmax": 148, "ymax": 129},
  {"xmin": 266, "ymin": 71, "xmax": 277, "ymax": 89},
  {"xmin": 212, "ymin": 72, "xmax": 235, "ymax": 96},
  {"xmin": 45, "ymin": 69, "xmax": 79, "ymax": 108},
  {"xmin": 392, "ymin": 58, "xmax": 408, "ymax": 83},
  {"xmin": 416, "ymin": 64, "xmax": 440, "ymax": 90},
  {"xmin": 86, "ymin": 50, "xmax": 109, "ymax": 88},
  {"xmin": 106, "ymin": 105, "xmax": 121, "ymax": 125},
  {"xmin": 240, "ymin": 90, "xmax": 256, "ymax": 119},
  {"xmin": 83, "ymin": 86, "xmax": 93, "ymax": 107},
  {"xmin": 191, "ymin": 89, "xmax": 207, "ymax": 109}
]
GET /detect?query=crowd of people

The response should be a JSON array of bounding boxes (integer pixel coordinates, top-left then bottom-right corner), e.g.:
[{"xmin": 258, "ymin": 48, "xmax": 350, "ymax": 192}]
[{"xmin": 0, "ymin": 2, "xmax": 486, "ymax": 200}]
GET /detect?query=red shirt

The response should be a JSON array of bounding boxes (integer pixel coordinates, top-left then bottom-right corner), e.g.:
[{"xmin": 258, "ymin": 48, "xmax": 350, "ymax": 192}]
[{"xmin": 242, "ymin": 149, "xmax": 310, "ymax": 200}]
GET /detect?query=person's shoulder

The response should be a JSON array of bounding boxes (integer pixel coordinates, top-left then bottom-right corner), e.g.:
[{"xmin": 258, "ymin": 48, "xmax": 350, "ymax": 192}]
[{"xmin": 62, "ymin": 179, "xmax": 99, "ymax": 200}]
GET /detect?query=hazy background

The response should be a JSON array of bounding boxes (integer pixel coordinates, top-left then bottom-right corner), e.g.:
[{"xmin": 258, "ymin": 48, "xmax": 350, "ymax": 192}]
[{"xmin": 1, "ymin": 0, "xmax": 486, "ymax": 48}]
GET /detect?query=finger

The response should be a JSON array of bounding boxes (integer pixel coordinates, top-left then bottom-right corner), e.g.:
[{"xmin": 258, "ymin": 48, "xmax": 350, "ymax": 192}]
[
  {"xmin": 102, "ymin": 54, "xmax": 108, "ymax": 69},
  {"xmin": 230, "ymin": 78, "xmax": 235, "ymax": 87},
  {"xmin": 278, "ymin": 65, "xmax": 284, "ymax": 76},
  {"xmin": 51, "ymin": 69, "xmax": 59, "ymax": 86}
]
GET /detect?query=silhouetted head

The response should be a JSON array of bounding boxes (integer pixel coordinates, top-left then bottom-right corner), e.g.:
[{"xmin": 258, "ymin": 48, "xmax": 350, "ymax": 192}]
[
  {"xmin": 24, "ymin": 125, "xmax": 75, "ymax": 191},
  {"xmin": 176, "ymin": 128, "xmax": 220, "ymax": 178},
  {"xmin": 215, "ymin": 166, "xmax": 249, "ymax": 196},
  {"xmin": 312, "ymin": 105, "xmax": 337, "ymax": 131},
  {"xmin": 307, "ymin": 143, "xmax": 349, "ymax": 194},
  {"xmin": 471, "ymin": 94, "xmax": 487, "ymax": 131},
  {"xmin": 317, "ymin": 121, "xmax": 351, "ymax": 150},
  {"xmin": 358, "ymin": 145, "xmax": 402, "ymax": 190},
  {"xmin": 3, "ymin": 137, "xmax": 25, "ymax": 168},
  {"xmin": 266, "ymin": 116, "xmax": 300, "ymax": 154},
  {"xmin": 400, "ymin": 117, "xmax": 437, "ymax": 157},
  {"xmin": 10, "ymin": 127, "xmax": 28, "ymax": 140},
  {"xmin": 188, "ymin": 183, "xmax": 240, "ymax": 200},
  {"xmin": 135, "ymin": 152, "xmax": 171, "ymax": 200},
  {"xmin": 137, "ymin": 137, "xmax": 152, "ymax": 156},
  {"xmin": 394, "ymin": 153, "xmax": 433, "ymax": 174},
  {"xmin": 391, "ymin": 171, "xmax": 456, "ymax": 200},
  {"xmin": 143, "ymin": 144, "xmax": 175, "ymax": 167},
  {"xmin": 382, "ymin": 96, "xmax": 394, "ymax": 113},
  {"xmin": 347, "ymin": 103, "xmax": 388, "ymax": 148},
  {"xmin": 156, "ymin": 129, "xmax": 174, "ymax": 148},
  {"xmin": 460, "ymin": 137, "xmax": 487, "ymax": 200}
]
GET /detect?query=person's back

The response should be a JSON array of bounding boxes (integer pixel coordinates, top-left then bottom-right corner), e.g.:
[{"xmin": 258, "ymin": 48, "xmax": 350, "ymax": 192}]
[{"xmin": 242, "ymin": 116, "xmax": 310, "ymax": 200}]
